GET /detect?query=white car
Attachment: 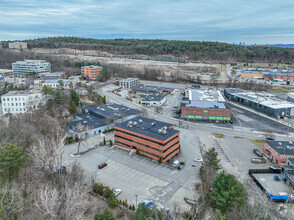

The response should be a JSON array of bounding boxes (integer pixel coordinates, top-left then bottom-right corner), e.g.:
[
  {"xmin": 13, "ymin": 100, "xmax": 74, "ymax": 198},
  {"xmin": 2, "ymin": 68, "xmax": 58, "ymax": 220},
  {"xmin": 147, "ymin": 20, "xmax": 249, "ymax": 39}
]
[
  {"xmin": 194, "ymin": 158, "xmax": 203, "ymax": 162},
  {"xmin": 113, "ymin": 189, "xmax": 121, "ymax": 197},
  {"xmin": 172, "ymin": 160, "xmax": 180, "ymax": 167}
]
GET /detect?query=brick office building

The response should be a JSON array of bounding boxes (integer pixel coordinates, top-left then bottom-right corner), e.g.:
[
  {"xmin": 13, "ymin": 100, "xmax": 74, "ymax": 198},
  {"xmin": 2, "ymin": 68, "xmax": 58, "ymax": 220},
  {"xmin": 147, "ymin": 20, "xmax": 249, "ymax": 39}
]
[
  {"xmin": 181, "ymin": 88, "xmax": 232, "ymax": 122},
  {"xmin": 264, "ymin": 141, "xmax": 294, "ymax": 167},
  {"xmin": 81, "ymin": 65, "xmax": 103, "ymax": 80},
  {"xmin": 114, "ymin": 117, "xmax": 180, "ymax": 163}
]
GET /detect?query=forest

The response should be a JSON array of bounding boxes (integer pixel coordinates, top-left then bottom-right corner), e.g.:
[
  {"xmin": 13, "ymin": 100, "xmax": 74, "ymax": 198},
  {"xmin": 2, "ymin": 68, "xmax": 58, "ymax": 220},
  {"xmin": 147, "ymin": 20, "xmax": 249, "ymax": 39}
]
[{"xmin": 3, "ymin": 37, "xmax": 294, "ymax": 63}]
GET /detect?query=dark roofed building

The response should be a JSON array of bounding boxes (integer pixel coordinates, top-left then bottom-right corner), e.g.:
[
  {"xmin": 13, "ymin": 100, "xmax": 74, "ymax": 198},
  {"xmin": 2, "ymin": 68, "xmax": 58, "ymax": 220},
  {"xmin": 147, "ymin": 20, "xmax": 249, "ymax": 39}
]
[
  {"xmin": 264, "ymin": 141, "xmax": 294, "ymax": 167},
  {"xmin": 67, "ymin": 103, "xmax": 141, "ymax": 137},
  {"xmin": 133, "ymin": 85, "xmax": 166, "ymax": 95},
  {"xmin": 114, "ymin": 116, "xmax": 180, "ymax": 163}
]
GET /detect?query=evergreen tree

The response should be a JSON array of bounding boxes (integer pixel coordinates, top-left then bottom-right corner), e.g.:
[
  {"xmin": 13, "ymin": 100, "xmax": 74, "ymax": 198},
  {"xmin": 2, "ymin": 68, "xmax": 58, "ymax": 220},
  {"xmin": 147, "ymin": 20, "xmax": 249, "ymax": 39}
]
[
  {"xmin": 133, "ymin": 203, "xmax": 152, "ymax": 220},
  {"xmin": 103, "ymin": 96, "xmax": 106, "ymax": 104},
  {"xmin": 210, "ymin": 171, "xmax": 246, "ymax": 216},
  {"xmin": 103, "ymin": 137, "xmax": 106, "ymax": 145},
  {"xmin": 204, "ymin": 148, "xmax": 221, "ymax": 171},
  {"xmin": 0, "ymin": 144, "xmax": 26, "ymax": 183},
  {"xmin": 108, "ymin": 194, "xmax": 118, "ymax": 207},
  {"xmin": 53, "ymin": 88, "xmax": 63, "ymax": 104},
  {"xmin": 71, "ymin": 90, "xmax": 80, "ymax": 106},
  {"xmin": 94, "ymin": 208, "xmax": 116, "ymax": 220}
]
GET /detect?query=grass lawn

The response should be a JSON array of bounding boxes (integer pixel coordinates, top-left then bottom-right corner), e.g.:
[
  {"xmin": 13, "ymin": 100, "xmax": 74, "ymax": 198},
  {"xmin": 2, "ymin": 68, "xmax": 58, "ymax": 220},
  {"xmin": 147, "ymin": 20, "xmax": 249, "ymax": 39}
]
[{"xmin": 212, "ymin": 133, "xmax": 225, "ymax": 138}]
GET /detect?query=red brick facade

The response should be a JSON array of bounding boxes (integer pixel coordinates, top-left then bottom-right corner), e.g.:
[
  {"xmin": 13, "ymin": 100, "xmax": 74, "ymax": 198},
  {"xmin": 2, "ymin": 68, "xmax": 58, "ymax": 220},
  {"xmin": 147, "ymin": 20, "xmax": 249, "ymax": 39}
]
[
  {"xmin": 181, "ymin": 107, "xmax": 231, "ymax": 118},
  {"xmin": 264, "ymin": 75, "xmax": 294, "ymax": 81},
  {"xmin": 263, "ymin": 142, "xmax": 294, "ymax": 167},
  {"xmin": 114, "ymin": 126, "xmax": 180, "ymax": 163}
]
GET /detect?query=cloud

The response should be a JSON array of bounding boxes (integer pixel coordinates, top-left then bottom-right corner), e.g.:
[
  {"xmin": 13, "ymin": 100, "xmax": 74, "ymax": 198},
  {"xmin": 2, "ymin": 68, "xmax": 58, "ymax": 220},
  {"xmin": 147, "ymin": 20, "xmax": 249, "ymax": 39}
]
[{"xmin": 0, "ymin": 0, "xmax": 294, "ymax": 43}]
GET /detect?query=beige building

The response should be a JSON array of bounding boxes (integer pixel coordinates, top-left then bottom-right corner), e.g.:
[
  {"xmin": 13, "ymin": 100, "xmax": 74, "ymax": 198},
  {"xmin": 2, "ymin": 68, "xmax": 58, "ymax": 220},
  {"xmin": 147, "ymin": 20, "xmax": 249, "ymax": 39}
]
[{"xmin": 8, "ymin": 42, "xmax": 27, "ymax": 50}]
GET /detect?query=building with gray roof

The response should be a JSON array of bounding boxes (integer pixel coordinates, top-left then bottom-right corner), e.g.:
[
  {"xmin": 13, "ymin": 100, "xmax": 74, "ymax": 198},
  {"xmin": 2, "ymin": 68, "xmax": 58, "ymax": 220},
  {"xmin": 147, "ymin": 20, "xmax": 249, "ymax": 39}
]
[
  {"xmin": 140, "ymin": 94, "xmax": 167, "ymax": 107},
  {"xmin": 181, "ymin": 87, "xmax": 231, "ymax": 122},
  {"xmin": 224, "ymin": 88, "xmax": 294, "ymax": 118},
  {"xmin": 67, "ymin": 103, "xmax": 141, "ymax": 137}
]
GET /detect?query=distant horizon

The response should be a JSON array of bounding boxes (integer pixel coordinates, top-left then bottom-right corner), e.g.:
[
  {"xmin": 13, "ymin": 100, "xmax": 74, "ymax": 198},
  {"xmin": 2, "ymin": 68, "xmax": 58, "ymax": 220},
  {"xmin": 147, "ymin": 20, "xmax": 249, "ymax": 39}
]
[{"xmin": 1, "ymin": 0, "xmax": 294, "ymax": 44}]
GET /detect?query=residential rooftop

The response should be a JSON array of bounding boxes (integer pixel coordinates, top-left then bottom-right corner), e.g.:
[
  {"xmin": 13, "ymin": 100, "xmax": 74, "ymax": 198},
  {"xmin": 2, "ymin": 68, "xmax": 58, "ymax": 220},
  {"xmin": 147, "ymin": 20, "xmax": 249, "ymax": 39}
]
[
  {"xmin": 266, "ymin": 141, "xmax": 294, "ymax": 155},
  {"xmin": 86, "ymin": 103, "xmax": 140, "ymax": 120},
  {"xmin": 225, "ymin": 88, "xmax": 294, "ymax": 109},
  {"xmin": 115, "ymin": 116, "xmax": 179, "ymax": 141}
]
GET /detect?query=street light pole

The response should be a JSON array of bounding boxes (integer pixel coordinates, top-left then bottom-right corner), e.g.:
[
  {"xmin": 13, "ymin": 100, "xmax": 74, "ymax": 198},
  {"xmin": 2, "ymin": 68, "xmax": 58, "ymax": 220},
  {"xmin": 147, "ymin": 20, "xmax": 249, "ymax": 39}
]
[{"xmin": 135, "ymin": 194, "xmax": 138, "ymax": 208}]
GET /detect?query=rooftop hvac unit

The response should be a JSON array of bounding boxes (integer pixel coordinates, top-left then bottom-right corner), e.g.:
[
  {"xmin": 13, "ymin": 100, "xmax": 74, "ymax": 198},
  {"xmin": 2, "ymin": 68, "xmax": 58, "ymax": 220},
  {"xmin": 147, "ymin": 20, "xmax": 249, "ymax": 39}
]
[
  {"xmin": 162, "ymin": 130, "xmax": 167, "ymax": 134},
  {"xmin": 286, "ymin": 146, "xmax": 290, "ymax": 149},
  {"xmin": 289, "ymin": 141, "xmax": 293, "ymax": 144},
  {"xmin": 128, "ymin": 121, "xmax": 133, "ymax": 125},
  {"xmin": 133, "ymin": 121, "xmax": 137, "ymax": 126},
  {"xmin": 129, "ymin": 125, "xmax": 133, "ymax": 127},
  {"xmin": 278, "ymin": 142, "xmax": 282, "ymax": 146},
  {"xmin": 138, "ymin": 119, "xmax": 143, "ymax": 124},
  {"xmin": 163, "ymin": 126, "xmax": 167, "ymax": 130},
  {"xmin": 86, "ymin": 116, "xmax": 90, "ymax": 119},
  {"xmin": 83, "ymin": 121, "xmax": 87, "ymax": 124},
  {"xmin": 158, "ymin": 129, "xmax": 163, "ymax": 134},
  {"xmin": 151, "ymin": 122, "xmax": 155, "ymax": 126}
]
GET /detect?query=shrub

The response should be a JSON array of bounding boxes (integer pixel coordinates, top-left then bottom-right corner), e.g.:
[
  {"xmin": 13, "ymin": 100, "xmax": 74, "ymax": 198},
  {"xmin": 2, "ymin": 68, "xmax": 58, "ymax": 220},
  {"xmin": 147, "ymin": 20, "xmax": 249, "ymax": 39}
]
[
  {"xmin": 64, "ymin": 136, "xmax": 74, "ymax": 145},
  {"xmin": 103, "ymin": 187, "xmax": 113, "ymax": 198},
  {"xmin": 158, "ymin": 157, "xmax": 162, "ymax": 163},
  {"xmin": 180, "ymin": 161, "xmax": 185, "ymax": 165},
  {"xmin": 109, "ymin": 139, "xmax": 113, "ymax": 146},
  {"xmin": 103, "ymin": 137, "xmax": 106, "ymax": 145},
  {"xmin": 108, "ymin": 194, "xmax": 118, "ymax": 207}
]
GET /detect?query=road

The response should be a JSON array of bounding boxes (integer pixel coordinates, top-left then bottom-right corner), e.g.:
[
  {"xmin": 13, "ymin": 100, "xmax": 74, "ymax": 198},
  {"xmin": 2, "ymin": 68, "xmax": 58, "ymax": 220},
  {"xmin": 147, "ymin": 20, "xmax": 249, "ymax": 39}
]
[{"xmin": 98, "ymin": 88, "xmax": 292, "ymax": 141}]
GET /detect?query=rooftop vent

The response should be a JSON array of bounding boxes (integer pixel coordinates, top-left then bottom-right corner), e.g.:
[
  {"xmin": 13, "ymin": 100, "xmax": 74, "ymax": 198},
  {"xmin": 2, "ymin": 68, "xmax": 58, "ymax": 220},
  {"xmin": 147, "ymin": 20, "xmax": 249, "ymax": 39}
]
[
  {"xmin": 86, "ymin": 116, "xmax": 90, "ymax": 119},
  {"xmin": 289, "ymin": 141, "xmax": 293, "ymax": 144},
  {"xmin": 278, "ymin": 142, "xmax": 282, "ymax": 146},
  {"xmin": 133, "ymin": 121, "xmax": 137, "ymax": 126},
  {"xmin": 128, "ymin": 121, "xmax": 133, "ymax": 125},
  {"xmin": 83, "ymin": 121, "xmax": 87, "ymax": 124},
  {"xmin": 157, "ymin": 129, "xmax": 163, "ymax": 134},
  {"xmin": 162, "ymin": 130, "xmax": 167, "ymax": 134},
  {"xmin": 138, "ymin": 119, "xmax": 143, "ymax": 124},
  {"xmin": 163, "ymin": 126, "xmax": 167, "ymax": 130}
]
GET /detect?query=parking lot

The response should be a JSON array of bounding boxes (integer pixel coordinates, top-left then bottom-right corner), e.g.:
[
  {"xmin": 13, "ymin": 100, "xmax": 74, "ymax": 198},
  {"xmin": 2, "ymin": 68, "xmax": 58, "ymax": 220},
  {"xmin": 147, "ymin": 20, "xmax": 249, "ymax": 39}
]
[{"xmin": 63, "ymin": 127, "xmax": 201, "ymax": 212}]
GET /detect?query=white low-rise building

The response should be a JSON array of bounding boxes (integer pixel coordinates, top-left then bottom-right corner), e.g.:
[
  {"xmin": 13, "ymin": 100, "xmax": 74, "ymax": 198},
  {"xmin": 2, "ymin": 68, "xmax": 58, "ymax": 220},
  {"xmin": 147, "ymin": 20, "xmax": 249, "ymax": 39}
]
[
  {"xmin": 1, "ymin": 88, "xmax": 46, "ymax": 115},
  {"xmin": 140, "ymin": 95, "xmax": 167, "ymax": 107},
  {"xmin": 119, "ymin": 78, "xmax": 139, "ymax": 89}
]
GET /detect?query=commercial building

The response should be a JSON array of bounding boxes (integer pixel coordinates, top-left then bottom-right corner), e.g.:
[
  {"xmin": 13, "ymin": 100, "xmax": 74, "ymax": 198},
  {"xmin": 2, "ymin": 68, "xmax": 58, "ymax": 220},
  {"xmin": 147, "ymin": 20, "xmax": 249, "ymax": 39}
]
[
  {"xmin": 1, "ymin": 88, "xmax": 45, "ymax": 115},
  {"xmin": 119, "ymin": 78, "xmax": 139, "ymax": 89},
  {"xmin": 263, "ymin": 141, "xmax": 294, "ymax": 167},
  {"xmin": 8, "ymin": 42, "xmax": 27, "ymax": 50},
  {"xmin": 67, "ymin": 103, "xmax": 141, "ymax": 137},
  {"xmin": 0, "ymin": 42, "xmax": 2, "ymax": 48},
  {"xmin": 81, "ymin": 65, "xmax": 103, "ymax": 80},
  {"xmin": 133, "ymin": 85, "xmax": 166, "ymax": 95},
  {"xmin": 224, "ymin": 88, "xmax": 294, "ymax": 118},
  {"xmin": 240, "ymin": 69, "xmax": 294, "ymax": 81},
  {"xmin": 12, "ymin": 60, "xmax": 51, "ymax": 77},
  {"xmin": 114, "ymin": 116, "xmax": 180, "ymax": 163},
  {"xmin": 181, "ymin": 88, "xmax": 231, "ymax": 122},
  {"xmin": 140, "ymin": 95, "xmax": 167, "ymax": 107}
]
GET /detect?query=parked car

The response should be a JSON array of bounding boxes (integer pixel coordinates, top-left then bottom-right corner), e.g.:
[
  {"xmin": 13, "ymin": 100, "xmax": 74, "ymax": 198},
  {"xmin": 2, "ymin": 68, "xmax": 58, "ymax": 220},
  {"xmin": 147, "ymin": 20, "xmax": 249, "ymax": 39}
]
[
  {"xmin": 98, "ymin": 163, "xmax": 107, "ymax": 169},
  {"xmin": 113, "ymin": 189, "xmax": 121, "ymax": 197},
  {"xmin": 253, "ymin": 149, "xmax": 263, "ymax": 157},
  {"xmin": 266, "ymin": 137, "xmax": 275, "ymax": 141},
  {"xmin": 194, "ymin": 158, "xmax": 203, "ymax": 162},
  {"xmin": 251, "ymin": 158, "xmax": 266, "ymax": 164},
  {"xmin": 274, "ymin": 175, "xmax": 281, "ymax": 181},
  {"xmin": 172, "ymin": 160, "xmax": 180, "ymax": 167}
]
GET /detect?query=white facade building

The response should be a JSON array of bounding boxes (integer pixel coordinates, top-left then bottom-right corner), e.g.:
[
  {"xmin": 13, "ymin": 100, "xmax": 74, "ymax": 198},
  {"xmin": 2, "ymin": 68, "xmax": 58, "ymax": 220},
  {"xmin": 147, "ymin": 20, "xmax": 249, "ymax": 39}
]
[
  {"xmin": 1, "ymin": 89, "xmax": 45, "ymax": 115},
  {"xmin": 119, "ymin": 78, "xmax": 139, "ymax": 89},
  {"xmin": 34, "ymin": 79, "xmax": 77, "ymax": 89},
  {"xmin": 12, "ymin": 60, "xmax": 51, "ymax": 77},
  {"xmin": 140, "ymin": 95, "xmax": 167, "ymax": 107}
]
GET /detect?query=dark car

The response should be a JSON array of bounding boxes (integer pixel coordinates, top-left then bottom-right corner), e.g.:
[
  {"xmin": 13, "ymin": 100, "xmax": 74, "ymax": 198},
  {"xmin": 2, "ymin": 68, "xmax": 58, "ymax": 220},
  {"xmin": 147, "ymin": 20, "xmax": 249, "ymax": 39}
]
[{"xmin": 98, "ymin": 163, "xmax": 107, "ymax": 169}]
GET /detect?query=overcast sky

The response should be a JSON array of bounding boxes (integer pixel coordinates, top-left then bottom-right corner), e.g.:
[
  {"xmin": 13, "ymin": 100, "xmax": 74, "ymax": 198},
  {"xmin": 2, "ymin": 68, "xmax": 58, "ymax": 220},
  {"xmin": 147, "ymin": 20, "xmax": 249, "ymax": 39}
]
[{"xmin": 1, "ymin": 0, "xmax": 294, "ymax": 44}]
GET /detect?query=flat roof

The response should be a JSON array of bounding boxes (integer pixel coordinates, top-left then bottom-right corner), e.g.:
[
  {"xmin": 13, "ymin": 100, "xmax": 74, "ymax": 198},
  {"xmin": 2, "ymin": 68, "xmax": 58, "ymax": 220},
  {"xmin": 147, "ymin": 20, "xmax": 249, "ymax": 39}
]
[
  {"xmin": 2, "ymin": 88, "xmax": 42, "ymax": 96},
  {"xmin": 115, "ymin": 116, "xmax": 179, "ymax": 141},
  {"xmin": 120, "ymin": 78, "xmax": 139, "ymax": 82},
  {"xmin": 134, "ymin": 85, "xmax": 165, "ymax": 93},
  {"xmin": 188, "ymin": 88, "xmax": 226, "ymax": 102},
  {"xmin": 87, "ymin": 103, "xmax": 140, "ymax": 119},
  {"xmin": 67, "ymin": 113, "xmax": 107, "ymax": 132},
  {"xmin": 242, "ymin": 70, "xmax": 294, "ymax": 77},
  {"xmin": 183, "ymin": 100, "xmax": 229, "ymax": 109},
  {"xmin": 225, "ymin": 88, "xmax": 294, "ymax": 109},
  {"xmin": 288, "ymin": 158, "xmax": 294, "ymax": 166},
  {"xmin": 82, "ymin": 65, "xmax": 102, "ymax": 68},
  {"xmin": 252, "ymin": 173, "xmax": 292, "ymax": 195},
  {"xmin": 13, "ymin": 60, "xmax": 49, "ymax": 64},
  {"xmin": 266, "ymin": 141, "xmax": 294, "ymax": 155},
  {"xmin": 142, "ymin": 95, "xmax": 166, "ymax": 102}
]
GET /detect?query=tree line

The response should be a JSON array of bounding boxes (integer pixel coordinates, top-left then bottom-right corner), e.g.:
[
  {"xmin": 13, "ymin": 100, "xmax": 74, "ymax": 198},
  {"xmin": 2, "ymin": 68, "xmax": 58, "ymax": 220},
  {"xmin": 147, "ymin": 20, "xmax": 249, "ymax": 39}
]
[{"xmin": 3, "ymin": 37, "xmax": 294, "ymax": 63}]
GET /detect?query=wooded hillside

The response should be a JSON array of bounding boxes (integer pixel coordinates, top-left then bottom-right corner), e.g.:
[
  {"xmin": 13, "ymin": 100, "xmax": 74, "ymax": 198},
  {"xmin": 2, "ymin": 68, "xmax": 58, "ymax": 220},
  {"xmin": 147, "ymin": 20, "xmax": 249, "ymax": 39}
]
[{"xmin": 3, "ymin": 37, "xmax": 294, "ymax": 63}]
